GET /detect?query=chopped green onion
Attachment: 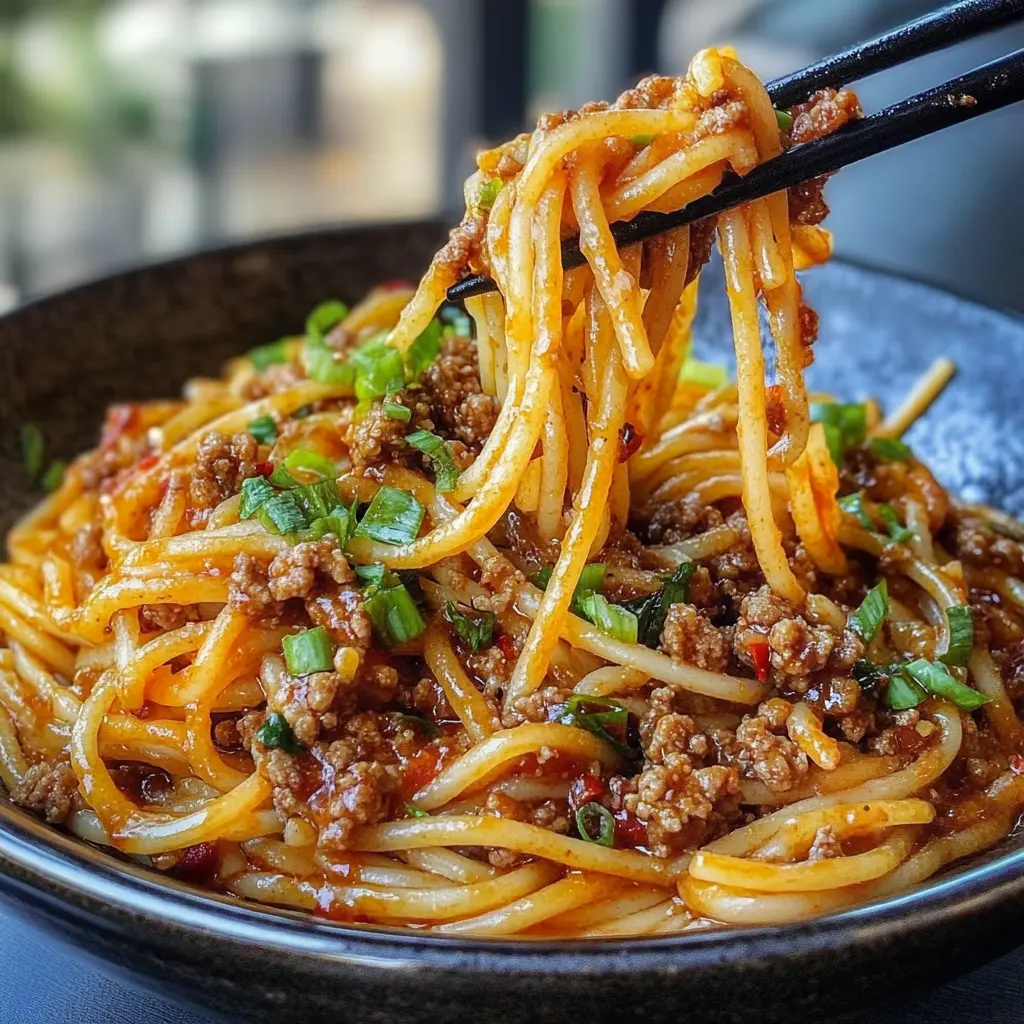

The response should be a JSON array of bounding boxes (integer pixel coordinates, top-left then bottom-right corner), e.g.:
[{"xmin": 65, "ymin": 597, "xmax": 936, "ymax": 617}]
[
  {"xmin": 283, "ymin": 448, "xmax": 336, "ymax": 481},
  {"xmin": 870, "ymin": 437, "xmax": 913, "ymax": 462},
  {"xmin": 283, "ymin": 626, "xmax": 334, "ymax": 676},
  {"xmin": 575, "ymin": 802, "xmax": 615, "ymax": 847},
  {"xmin": 239, "ymin": 476, "xmax": 276, "ymax": 519},
  {"xmin": 258, "ymin": 492, "xmax": 308, "ymax": 535},
  {"xmin": 811, "ymin": 402, "xmax": 868, "ymax": 465},
  {"xmin": 904, "ymin": 658, "xmax": 989, "ymax": 711},
  {"xmin": 444, "ymin": 601, "xmax": 495, "ymax": 652},
  {"xmin": 885, "ymin": 670, "xmax": 929, "ymax": 710},
  {"xmin": 395, "ymin": 711, "xmax": 440, "ymax": 737},
  {"xmin": 354, "ymin": 564, "xmax": 390, "ymax": 589},
  {"xmin": 849, "ymin": 581, "xmax": 888, "ymax": 644},
  {"xmin": 406, "ymin": 430, "xmax": 461, "ymax": 493},
  {"xmin": 878, "ymin": 503, "xmax": 914, "ymax": 544},
  {"xmin": 248, "ymin": 415, "xmax": 278, "ymax": 445},
  {"xmin": 680, "ymin": 356, "xmax": 728, "ymax": 389},
  {"xmin": 576, "ymin": 592, "xmax": 639, "ymax": 645},
  {"xmin": 406, "ymin": 319, "xmax": 443, "ymax": 380},
  {"xmin": 295, "ymin": 479, "xmax": 343, "ymax": 522},
  {"xmin": 305, "ymin": 300, "xmax": 349, "ymax": 345},
  {"xmin": 364, "ymin": 583, "xmax": 426, "ymax": 646},
  {"xmin": 309, "ymin": 505, "xmax": 355, "ymax": 544},
  {"xmin": 304, "ymin": 344, "xmax": 354, "ymax": 386},
  {"xmin": 349, "ymin": 339, "xmax": 405, "ymax": 401},
  {"xmin": 354, "ymin": 486, "xmax": 425, "ymax": 546},
  {"xmin": 618, "ymin": 562, "xmax": 696, "ymax": 649},
  {"xmin": 477, "ymin": 178, "xmax": 505, "ymax": 211},
  {"xmin": 851, "ymin": 659, "xmax": 894, "ymax": 695},
  {"xmin": 292, "ymin": 404, "xmax": 314, "ymax": 420},
  {"xmin": 443, "ymin": 313, "xmax": 472, "ymax": 338},
  {"xmin": 775, "ymin": 108, "xmax": 793, "ymax": 130},
  {"xmin": 941, "ymin": 606, "xmax": 974, "ymax": 667},
  {"xmin": 558, "ymin": 695, "xmax": 639, "ymax": 763},
  {"xmin": 20, "ymin": 424, "xmax": 44, "ymax": 482},
  {"xmin": 405, "ymin": 802, "xmax": 430, "ymax": 818},
  {"xmin": 256, "ymin": 712, "xmax": 302, "ymax": 753},
  {"xmin": 383, "ymin": 397, "xmax": 411, "ymax": 422},
  {"xmin": 630, "ymin": 133, "xmax": 656, "ymax": 146},
  {"xmin": 838, "ymin": 491, "xmax": 874, "ymax": 530},
  {"xmin": 41, "ymin": 461, "xmax": 66, "ymax": 493},
  {"xmin": 249, "ymin": 339, "xmax": 289, "ymax": 370},
  {"xmin": 270, "ymin": 463, "xmax": 300, "ymax": 489},
  {"xmin": 532, "ymin": 563, "xmax": 608, "ymax": 614}
]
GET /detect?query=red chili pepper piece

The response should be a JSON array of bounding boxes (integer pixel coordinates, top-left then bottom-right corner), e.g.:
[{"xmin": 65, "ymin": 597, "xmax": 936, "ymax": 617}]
[
  {"xmin": 135, "ymin": 453, "xmax": 160, "ymax": 473},
  {"xmin": 568, "ymin": 774, "xmax": 606, "ymax": 814},
  {"xmin": 749, "ymin": 638, "xmax": 771, "ymax": 682},
  {"xmin": 172, "ymin": 842, "xmax": 221, "ymax": 884},
  {"xmin": 254, "ymin": 460, "xmax": 275, "ymax": 478},
  {"xmin": 496, "ymin": 633, "xmax": 518, "ymax": 662},
  {"xmin": 1011, "ymin": 754, "xmax": 1024, "ymax": 777},
  {"xmin": 613, "ymin": 809, "xmax": 648, "ymax": 848}
]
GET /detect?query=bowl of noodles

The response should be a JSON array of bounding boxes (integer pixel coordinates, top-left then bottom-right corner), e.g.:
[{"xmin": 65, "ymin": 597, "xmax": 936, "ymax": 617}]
[{"xmin": 1, "ymin": 51, "xmax": 1024, "ymax": 1024}]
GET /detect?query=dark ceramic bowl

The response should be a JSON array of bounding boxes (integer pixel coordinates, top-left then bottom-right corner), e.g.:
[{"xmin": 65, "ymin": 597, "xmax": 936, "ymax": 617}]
[{"xmin": 0, "ymin": 221, "xmax": 1023, "ymax": 1024}]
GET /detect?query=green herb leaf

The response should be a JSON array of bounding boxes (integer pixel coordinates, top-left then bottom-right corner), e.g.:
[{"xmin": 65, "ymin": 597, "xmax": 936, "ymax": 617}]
[
  {"xmin": 248, "ymin": 415, "xmax": 278, "ymax": 445},
  {"xmin": 20, "ymin": 424, "xmax": 44, "ymax": 482},
  {"xmin": 576, "ymin": 593, "xmax": 638, "ymax": 644},
  {"xmin": 394, "ymin": 711, "xmax": 440, "ymax": 737},
  {"xmin": 838, "ymin": 491, "xmax": 874, "ymax": 530},
  {"xmin": 941, "ymin": 606, "xmax": 974, "ymax": 668},
  {"xmin": 477, "ymin": 178, "xmax": 504, "ymax": 211},
  {"xmin": 885, "ymin": 670, "xmax": 929, "ymax": 710},
  {"xmin": 878, "ymin": 503, "xmax": 914, "ymax": 544},
  {"xmin": 444, "ymin": 601, "xmax": 494, "ymax": 652},
  {"xmin": 849, "ymin": 580, "xmax": 888, "ymax": 644},
  {"xmin": 354, "ymin": 486, "xmax": 425, "ymax": 546},
  {"xmin": 305, "ymin": 300, "xmax": 349, "ymax": 346},
  {"xmin": 406, "ymin": 430, "xmax": 461, "ymax": 493},
  {"xmin": 283, "ymin": 448, "xmax": 336, "ymax": 481},
  {"xmin": 905, "ymin": 658, "xmax": 989, "ymax": 711},
  {"xmin": 283, "ymin": 626, "xmax": 334, "ymax": 676},
  {"xmin": 256, "ymin": 712, "xmax": 302, "ymax": 753},
  {"xmin": 41, "ymin": 461, "xmax": 66, "ymax": 493},
  {"xmin": 249, "ymin": 339, "xmax": 289, "ymax": 371},
  {"xmin": 364, "ymin": 583, "xmax": 426, "ymax": 646},
  {"xmin": 811, "ymin": 402, "xmax": 867, "ymax": 465},
  {"xmin": 680, "ymin": 356, "xmax": 728, "ymax": 389},
  {"xmin": 406, "ymin": 319, "xmax": 443, "ymax": 380},
  {"xmin": 239, "ymin": 475, "xmax": 276, "ymax": 519},
  {"xmin": 618, "ymin": 562, "xmax": 696, "ymax": 649},
  {"xmin": 775, "ymin": 108, "xmax": 793, "ymax": 130},
  {"xmin": 258, "ymin": 491, "xmax": 308, "ymax": 535},
  {"xmin": 558, "ymin": 695, "xmax": 640, "ymax": 764},
  {"xmin": 405, "ymin": 802, "xmax": 430, "ymax": 818},
  {"xmin": 851, "ymin": 659, "xmax": 895, "ymax": 695},
  {"xmin": 575, "ymin": 802, "xmax": 615, "ymax": 847},
  {"xmin": 870, "ymin": 437, "xmax": 913, "ymax": 462}
]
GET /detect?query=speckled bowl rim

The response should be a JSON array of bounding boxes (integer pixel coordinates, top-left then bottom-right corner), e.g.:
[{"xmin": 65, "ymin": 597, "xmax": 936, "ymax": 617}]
[{"xmin": 0, "ymin": 224, "xmax": 1023, "ymax": 977}]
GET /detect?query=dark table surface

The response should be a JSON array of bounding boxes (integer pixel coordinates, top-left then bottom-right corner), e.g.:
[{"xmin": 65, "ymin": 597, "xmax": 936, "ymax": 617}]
[{"xmin": 1, "ymin": 904, "xmax": 1022, "ymax": 1024}]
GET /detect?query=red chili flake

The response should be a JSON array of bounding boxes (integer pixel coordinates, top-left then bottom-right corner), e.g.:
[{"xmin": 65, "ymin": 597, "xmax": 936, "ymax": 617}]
[
  {"xmin": 254, "ymin": 460, "xmax": 274, "ymax": 478},
  {"xmin": 749, "ymin": 638, "xmax": 771, "ymax": 682},
  {"xmin": 135, "ymin": 453, "xmax": 159, "ymax": 473},
  {"xmin": 613, "ymin": 809, "xmax": 648, "ymax": 848},
  {"xmin": 100, "ymin": 403, "xmax": 139, "ymax": 450},
  {"xmin": 1010, "ymin": 754, "xmax": 1024, "ymax": 776},
  {"xmin": 496, "ymin": 633, "xmax": 518, "ymax": 662},
  {"xmin": 172, "ymin": 842, "xmax": 221, "ymax": 884},
  {"xmin": 618, "ymin": 422, "xmax": 644, "ymax": 462},
  {"xmin": 568, "ymin": 774, "xmax": 606, "ymax": 814}
]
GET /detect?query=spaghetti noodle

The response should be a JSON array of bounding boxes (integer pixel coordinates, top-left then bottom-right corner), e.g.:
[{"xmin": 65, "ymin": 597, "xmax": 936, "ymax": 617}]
[{"xmin": 3, "ymin": 52, "xmax": 1023, "ymax": 936}]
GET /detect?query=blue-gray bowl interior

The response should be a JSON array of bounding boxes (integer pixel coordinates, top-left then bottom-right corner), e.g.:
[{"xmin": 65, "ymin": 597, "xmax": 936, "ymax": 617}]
[{"xmin": 0, "ymin": 220, "xmax": 1023, "ymax": 1024}]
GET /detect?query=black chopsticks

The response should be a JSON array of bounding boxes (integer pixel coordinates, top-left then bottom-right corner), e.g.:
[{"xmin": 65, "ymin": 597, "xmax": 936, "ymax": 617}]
[{"xmin": 447, "ymin": 0, "xmax": 1024, "ymax": 303}]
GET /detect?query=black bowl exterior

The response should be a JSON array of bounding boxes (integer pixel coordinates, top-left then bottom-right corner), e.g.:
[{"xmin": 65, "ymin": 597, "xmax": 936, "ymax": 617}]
[{"xmin": 0, "ymin": 222, "xmax": 1023, "ymax": 1023}]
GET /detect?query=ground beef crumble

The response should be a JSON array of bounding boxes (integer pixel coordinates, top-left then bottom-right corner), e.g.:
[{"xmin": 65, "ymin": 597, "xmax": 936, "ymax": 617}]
[
  {"xmin": 189, "ymin": 431, "xmax": 259, "ymax": 511},
  {"xmin": 13, "ymin": 761, "xmax": 81, "ymax": 824}
]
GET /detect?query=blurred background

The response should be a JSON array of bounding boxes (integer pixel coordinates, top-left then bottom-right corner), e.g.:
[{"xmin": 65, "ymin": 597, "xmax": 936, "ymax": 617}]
[{"xmin": 0, "ymin": 0, "xmax": 1020, "ymax": 311}]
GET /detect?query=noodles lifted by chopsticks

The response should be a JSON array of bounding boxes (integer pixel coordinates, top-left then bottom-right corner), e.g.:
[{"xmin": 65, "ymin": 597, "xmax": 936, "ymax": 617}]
[{"xmin": 3, "ymin": 50, "xmax": 1022, "ymax": 937}]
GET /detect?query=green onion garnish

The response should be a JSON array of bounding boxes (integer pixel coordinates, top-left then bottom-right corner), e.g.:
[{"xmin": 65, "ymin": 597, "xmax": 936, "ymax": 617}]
[
  {"xmin": 304, "ymin": 345, "xmax": 354, "ymax": 386},
  {"xmin": 305, "ymin": 300, "xmax": 349, "ymax": 346},
  {"xmin": 575, "ymin": 802, "xmax": 615, "ymax": 847},
  {"xmin": 383, "ymin": 394, "xmax": 411, "ymax": 422},
  {"xmin": 444, "ymin": 601, "xmax": 494, "ymax": 652},
  {"xmin": 680, "ymin": 356, "xmax": 728, "ymax": 389},
  {"xmin": 775, "ymin": 108, "xmax": 793, "ymax": 130},
  {"xmin": 406, "ymin": 430, "xmax": 461, "ymax": 493},
  {"xmin": 295, "ymin": 479, "xmax": 343, "ymax": 522},
  {"xmin": 364, "ymin": 582, "xmax": 426, "ymax": 646},
  {"xmin": 283, "ymin": 626, "xmax": 334, "ymax": 676},
  {"xmin": 477, "ymin": 178, "xmax": 504, "ymax": 211},
  {"xmin": 851, "ymin": 659, "xmax": 893, "ymax": 695},
  {"xmin": 617, "ymin": 561, "xmax": 696, "ymax": 649},
  {"xmin": 354, "ymin": 487, "xmax": 425, "ymax": 546},
  {"xmin": 941, "ymin": 605, "xmax": 974, "ymax": 667},
  {"xmin": 258, "ymin": 492, "xmax": 308, "ymax": 535},
  {"xmin": 630, "ymin": 133, "xmax": 656, "ymax": 146},
  {"xmin": 904, "ymin": 658, "xmax": 989, "ymax": 711},
  {"xmin": 849, "ymin": 581, "xmax": 888, "ymax": 644},
  {"xmin": 20, "ymin": 424, "xmax": 44, "ymax": 483},
  {"xmin": 283, "ymin": 448, "xmax": 336, "ymax": 481},
  {"xmin": 558, "ymin": 695, "xmax": 639, "ymax": 763},
  {"xmin": 884, "ymin": 670, "xmax": 929, "ymax": 710},
  {"xmin": 256, "ymin": 712, "xmax": 302, "ymax": 753},
  {"xmin": 576, "ymin": 593, "xmax": 638, "ymax": 644},
  {"xmin": 405, "ymin": 802, "xmax": 430, "ymax": 818},
  {"xmin": 838, "ymin": 491, "xmax": 874, "ymax": 530},
  {"xmin": 870, "ymin": 437, "xmax": 913, "ymax": 462},
  {"xmin": 354, "ymin": 564, "xmax": 390, "ymax": 589},
  {"xmin": 292, "ymin": 404, "xmax": 314, "ymax": 420},
  {"xmin": 878, "ymin": 503, "xmax": 914, "ymax": 544},
  {"xmin": 239, "ymin": 476, "xmax": 276, "ymax": 519},
  {"xmin": 395, "ymin": 710, "xmax": 440, "ymax": 737},
  {"xmin": 350, "ymin": 338, "xmax": 406, "ymax": 401},
  {"xmin": 41, "ymin": 460, "xmax": 66, "ymax": 493},
  {"xmin": 248, "ymin": 415, "xmax": 278, "ymax": 445},
  {"xmin": 532, "ymin": 563, "xmax": 607, "ymax": 613},
  {"xmin": 270, "ymin": 463, "xmax": 299, "ymax": 489},
  {"xmin": 811, "ymin": 402, "xmax": 868, "ymax": 465},
  {"xmin": 406, "ymin": 319, "xmax": 443, "ymax": 380},
  {"xmin": 249, "ymin": 339, "xmax": 289, "ymax": 371}
]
